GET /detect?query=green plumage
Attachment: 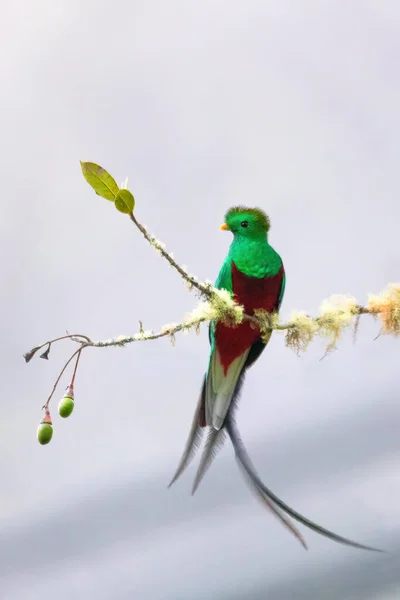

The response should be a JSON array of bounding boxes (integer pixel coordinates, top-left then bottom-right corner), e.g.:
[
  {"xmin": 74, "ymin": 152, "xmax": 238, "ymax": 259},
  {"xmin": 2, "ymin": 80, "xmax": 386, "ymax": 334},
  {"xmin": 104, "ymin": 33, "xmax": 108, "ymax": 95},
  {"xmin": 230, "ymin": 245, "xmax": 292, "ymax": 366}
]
[
  {"xmin": 222, "ymin": 206, "xmax": 282, "ymax": 278},
  {"xmin": 168, "ymin": 205, "xmax": 382, "ymax": 554},
  {"xmin": 210, "ymin": 207, "xmax": 285, "ymax": 357}
]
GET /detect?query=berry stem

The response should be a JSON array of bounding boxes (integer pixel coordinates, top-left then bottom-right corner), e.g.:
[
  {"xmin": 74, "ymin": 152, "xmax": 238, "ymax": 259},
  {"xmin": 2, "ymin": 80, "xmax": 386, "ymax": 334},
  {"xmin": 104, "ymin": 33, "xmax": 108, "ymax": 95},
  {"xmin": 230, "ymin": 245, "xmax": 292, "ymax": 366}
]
[
  {"xmin": 71, "ymin": 348, "xmax": 82, "ymax": 386},
  {"xmin": 42, "ymin": 344, "xmax": 88, "ymax": 410}
]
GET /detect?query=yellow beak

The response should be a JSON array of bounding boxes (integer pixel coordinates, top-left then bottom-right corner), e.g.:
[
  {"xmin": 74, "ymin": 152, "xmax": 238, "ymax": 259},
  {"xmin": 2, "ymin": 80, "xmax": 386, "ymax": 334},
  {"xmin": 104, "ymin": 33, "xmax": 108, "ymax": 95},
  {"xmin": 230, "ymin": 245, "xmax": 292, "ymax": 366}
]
[{"xmin": 220, "ymin": 223, "xmax": 229, "ymax": 230}]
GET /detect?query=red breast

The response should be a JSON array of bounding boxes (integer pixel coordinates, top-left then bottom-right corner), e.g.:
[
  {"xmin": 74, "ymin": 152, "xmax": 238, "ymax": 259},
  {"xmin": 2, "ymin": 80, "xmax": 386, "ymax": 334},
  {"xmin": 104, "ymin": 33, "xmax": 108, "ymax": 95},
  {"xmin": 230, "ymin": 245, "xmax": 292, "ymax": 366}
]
[{"xmin": 214, "ymin": 262, "xmax": 285, "ymax": 374}]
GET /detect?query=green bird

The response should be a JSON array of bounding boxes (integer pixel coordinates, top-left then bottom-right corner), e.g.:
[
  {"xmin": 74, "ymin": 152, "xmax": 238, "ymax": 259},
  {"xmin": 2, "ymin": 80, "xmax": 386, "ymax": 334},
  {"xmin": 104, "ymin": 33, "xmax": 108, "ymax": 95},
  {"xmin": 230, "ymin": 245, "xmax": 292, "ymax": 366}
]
[{"xmin": 169, "ymin": 206, "xmax": 382, "ymax": 552}]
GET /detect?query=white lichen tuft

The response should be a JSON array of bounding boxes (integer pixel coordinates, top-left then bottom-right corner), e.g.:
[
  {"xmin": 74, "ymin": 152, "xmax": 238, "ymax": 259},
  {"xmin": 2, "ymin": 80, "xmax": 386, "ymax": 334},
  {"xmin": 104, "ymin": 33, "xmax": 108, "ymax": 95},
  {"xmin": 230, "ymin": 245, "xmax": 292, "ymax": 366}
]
[
  {"xmin": 142, "ymin": 330, "xmax": 154, "ymax": 339},
  {"xmin": 285, "ymin": 311, "xmax": 318, "ymax": 354},
  {"xmin": 184, "ymin": 301, "xmax": 217, "ymax": 326},
  {"xmin": 157, "ymin": 242, "xmax": 166, "ymax": 250},
  {"xmin": 179, "ymin": 290, "xmax": 244, "ymax": 338},
  {"xmin": 98, "ymin": 338, "xmax": 113, "ymax": 347},
  {"xmin": 253, "ymin": 309, "xmax": 279, "ymax": 342},
  {"xmin": 115, "ymin": 335, "xmax": 129, "ymax": 345},
  {"xmin": 317, "ymin": 294, "xmax": 358, "ymax": 352},
  {"xmin": 209, "ymin": 288, "xmax": 244, "ymax": 326},
  {"xmin": 133, "ymin": 330, "xmax": 153, "ymax": 341},
  {"xmin": 161, "ymin": 323, "xmax": 178, "ymax": 334},
  {"xmin": 320, "ymin": 294, "xmax": 358, "ymax": 316},
  {"xmin": 368, "ymin": 284, "xmax": 400, "ymax": 335}
]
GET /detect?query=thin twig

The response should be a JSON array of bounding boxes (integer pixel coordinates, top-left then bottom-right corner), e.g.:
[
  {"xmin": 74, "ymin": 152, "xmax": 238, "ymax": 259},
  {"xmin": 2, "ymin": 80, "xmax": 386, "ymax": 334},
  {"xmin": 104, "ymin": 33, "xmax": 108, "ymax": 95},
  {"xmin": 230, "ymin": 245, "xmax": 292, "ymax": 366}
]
[
  {"xmin": 71, "ymin": 348, "xmax": 83, "ymax": 385},
  {"xmin": 129, "ymin": 213, "xmax": 213, "ymax": 298},
  {"xmin": 44, "ymin": 333, "xmax": 92, "ymax": 345},
  {"xmin": 42, "ymin": 344, "xmax": 89, "ymax": 410},
  {"xmin": 91, "ymin": 318, "xmax": 208, "ymax": 347},
  {"xmin": 23, "ymin": 333, "xmax": 92, "ymax": 363}
]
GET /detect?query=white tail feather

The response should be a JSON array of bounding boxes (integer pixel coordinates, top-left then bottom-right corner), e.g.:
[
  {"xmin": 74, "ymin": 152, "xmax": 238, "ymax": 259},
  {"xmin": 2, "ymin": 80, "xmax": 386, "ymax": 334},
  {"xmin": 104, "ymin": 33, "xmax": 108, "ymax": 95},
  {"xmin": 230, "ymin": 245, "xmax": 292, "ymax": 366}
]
[
  {"xmin": 167, "ymin": 379, "xmax": 205, "ymax": 488},
  {"xmin": 191, "ymin": 427, "xmax": 226, "ymax": 494},
  {"xmin": 206, "ymin": 349, "xmax": 249, "ymax": 430}
]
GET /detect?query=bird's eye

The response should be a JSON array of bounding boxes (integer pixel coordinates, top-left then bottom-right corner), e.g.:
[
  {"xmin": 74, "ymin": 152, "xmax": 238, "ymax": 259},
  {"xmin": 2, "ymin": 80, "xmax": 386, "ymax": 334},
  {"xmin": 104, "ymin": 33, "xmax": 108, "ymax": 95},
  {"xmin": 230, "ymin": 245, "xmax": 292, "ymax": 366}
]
[{"xmin": 240, "ymin": 220, "xmax": 248, "ymax": 228}]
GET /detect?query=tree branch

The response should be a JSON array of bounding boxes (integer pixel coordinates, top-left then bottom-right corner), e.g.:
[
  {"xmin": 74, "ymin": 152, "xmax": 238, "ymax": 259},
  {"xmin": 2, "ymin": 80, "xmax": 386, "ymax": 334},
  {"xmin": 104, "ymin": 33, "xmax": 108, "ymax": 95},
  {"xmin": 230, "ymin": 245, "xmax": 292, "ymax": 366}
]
[
  {"xmin": 25, "ymin": 162, "xmax": 400, "ymax": 437},
  {"xmin": 129, "ymin": 212, "xmax": 214, "ymax": 298},
  {"xmin": 24, "ymin": 282, "xmax": 400, "ymax": 417}
]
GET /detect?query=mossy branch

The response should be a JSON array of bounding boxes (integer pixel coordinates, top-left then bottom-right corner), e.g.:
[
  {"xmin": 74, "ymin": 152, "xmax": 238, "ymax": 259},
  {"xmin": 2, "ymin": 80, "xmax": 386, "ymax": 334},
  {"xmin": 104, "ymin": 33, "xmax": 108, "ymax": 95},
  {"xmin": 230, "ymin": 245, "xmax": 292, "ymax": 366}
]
[
  {"xmin": 25, "ymin": 161, "xmax": 400, "ymax": 443},
  {"xmin": 24, "ymin": 273, "xmax": 400, "ymax": 415}
]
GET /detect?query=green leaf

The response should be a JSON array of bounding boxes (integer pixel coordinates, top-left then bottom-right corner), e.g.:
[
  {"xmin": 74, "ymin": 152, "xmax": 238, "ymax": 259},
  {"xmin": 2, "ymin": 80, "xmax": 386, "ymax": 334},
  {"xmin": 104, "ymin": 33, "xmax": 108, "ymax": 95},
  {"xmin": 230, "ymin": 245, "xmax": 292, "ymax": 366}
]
[
  {"xmin": 115, "ymin": 189, "xmax": 135, "ymax": 214},
  {"xmin": 80, "ymin": 162, "xmax": 119, "ymax": 201}
]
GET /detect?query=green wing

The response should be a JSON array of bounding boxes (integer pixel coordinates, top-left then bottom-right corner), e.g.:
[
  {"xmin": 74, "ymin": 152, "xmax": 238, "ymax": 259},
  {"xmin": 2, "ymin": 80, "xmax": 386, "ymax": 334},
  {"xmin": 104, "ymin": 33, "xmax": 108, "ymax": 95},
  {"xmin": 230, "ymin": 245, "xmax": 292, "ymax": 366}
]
[
  {"xmin": 208, "ymin": 257, "xmax": 232, "ymax": 352},
  {"xmin": 277, "ymin": 271, "xmax": 286, "ymax": 311},
  {"xmin": 214, "ymin": 256, "xmax": 233, "ymax": 292}
]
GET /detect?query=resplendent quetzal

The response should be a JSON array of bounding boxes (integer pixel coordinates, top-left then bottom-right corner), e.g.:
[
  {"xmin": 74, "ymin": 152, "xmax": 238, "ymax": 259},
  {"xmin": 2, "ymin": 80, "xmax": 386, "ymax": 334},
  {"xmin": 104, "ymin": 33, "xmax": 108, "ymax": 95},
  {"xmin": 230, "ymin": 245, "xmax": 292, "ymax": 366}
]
[{"xmin": 169, "ymin": 206, "xmax": 381, "ymax": 552}]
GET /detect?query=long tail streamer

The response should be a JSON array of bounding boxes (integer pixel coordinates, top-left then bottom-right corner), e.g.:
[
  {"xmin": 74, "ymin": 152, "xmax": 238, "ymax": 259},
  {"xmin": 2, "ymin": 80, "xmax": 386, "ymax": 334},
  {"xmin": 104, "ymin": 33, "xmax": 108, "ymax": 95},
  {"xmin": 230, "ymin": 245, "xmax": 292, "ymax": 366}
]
[
  {"xmin": 225, "ymin": 412, "xmax": 384, "ymax": 553},
  {"xmin": 168, "ymin": 379, "xmax": 206, "ymax": 488}
]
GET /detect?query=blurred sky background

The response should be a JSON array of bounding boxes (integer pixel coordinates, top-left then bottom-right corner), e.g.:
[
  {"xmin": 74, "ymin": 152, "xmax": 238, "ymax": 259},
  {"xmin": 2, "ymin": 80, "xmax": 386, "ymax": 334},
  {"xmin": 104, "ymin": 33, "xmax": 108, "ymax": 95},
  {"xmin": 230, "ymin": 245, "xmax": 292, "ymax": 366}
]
[{"xmin": 1, "ymin": 0, "xmax": 400, "ymax": 598}]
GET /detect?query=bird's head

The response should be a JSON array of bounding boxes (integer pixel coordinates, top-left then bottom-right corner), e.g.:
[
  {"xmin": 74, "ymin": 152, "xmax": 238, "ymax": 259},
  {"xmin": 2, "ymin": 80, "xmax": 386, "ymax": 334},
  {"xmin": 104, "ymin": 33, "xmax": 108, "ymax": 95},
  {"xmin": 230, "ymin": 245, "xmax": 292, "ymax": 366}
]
[{"xmin": 220, "ymin": 206, "xmax": 270, "ymax": 239}]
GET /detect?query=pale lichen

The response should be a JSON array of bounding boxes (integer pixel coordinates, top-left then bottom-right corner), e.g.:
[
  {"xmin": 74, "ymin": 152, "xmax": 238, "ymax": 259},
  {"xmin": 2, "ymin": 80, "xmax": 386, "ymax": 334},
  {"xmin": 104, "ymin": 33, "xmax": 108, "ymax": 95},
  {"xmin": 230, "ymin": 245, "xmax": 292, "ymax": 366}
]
[
  {"xmin": 253, "ymin": 309, "xmax": 279, "ymax": 342},
  {"xmin": 184, "ymin": 301, "xmax": 216, "ymax": 326},
  {"xmin": 57, "ymin": 279, "xmax": 400, "ymax": 376},
  {"xmin": 115, "ymin": 335, "xmax": 129, "ymax": 346},
  {"xmin": 161, "ymin": 323, "xmax": 178, "ymax": 335},
  {"xmin": 367, "ymin": 284, "xmax": 400, "ymax": 335},
  {"xmin": 209, "ymin": 288, "xmax": 244, "ymax": 326},
  {"xmin": 133, "ymin": 330, "xmax": 153, "ymax": 341},
  {"xmin": 285, "ymin": 311, "xmax": 318, "ymax": 354},
  {"xmin": 317, "ymin": 294, "xmax": 358, "ymax": 352},
  {"xmin": 181, "ymin": 289, "xmax": 244, "ymax": 335},
  {"xmin": 142, "ymin": 330, "xmax": 154, "ymax": 339}
]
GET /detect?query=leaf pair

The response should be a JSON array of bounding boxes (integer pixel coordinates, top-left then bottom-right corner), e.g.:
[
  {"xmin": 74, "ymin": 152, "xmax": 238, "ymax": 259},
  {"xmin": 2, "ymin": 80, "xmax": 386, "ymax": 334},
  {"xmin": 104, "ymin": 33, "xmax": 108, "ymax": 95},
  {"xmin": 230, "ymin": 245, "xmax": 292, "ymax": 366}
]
[{"xmin": 80, "ymin": 161, "xmax": 135, "ymax": 214}]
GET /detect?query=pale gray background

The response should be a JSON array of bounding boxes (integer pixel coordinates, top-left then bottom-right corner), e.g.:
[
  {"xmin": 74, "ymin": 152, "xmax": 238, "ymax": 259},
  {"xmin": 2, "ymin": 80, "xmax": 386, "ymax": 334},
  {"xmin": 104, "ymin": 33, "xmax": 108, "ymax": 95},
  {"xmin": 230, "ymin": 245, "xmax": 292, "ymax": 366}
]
[{"xmin": 1, "ymin": 1, "xmax": 400, "ymax": 598}]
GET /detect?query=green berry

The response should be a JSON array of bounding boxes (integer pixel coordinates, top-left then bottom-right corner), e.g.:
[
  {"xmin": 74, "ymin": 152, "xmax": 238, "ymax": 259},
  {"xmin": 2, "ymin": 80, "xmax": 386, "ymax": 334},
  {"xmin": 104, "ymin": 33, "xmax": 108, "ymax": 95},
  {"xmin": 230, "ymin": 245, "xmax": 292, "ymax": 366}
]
[
  {"xmin": 37, "ymin": 423, "xmax": 53, "ymax": 445},
  {"xmin": 58, "ymin": 395, "xmax": 74, "ymax": 418}
]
